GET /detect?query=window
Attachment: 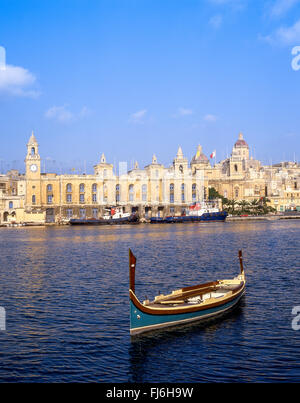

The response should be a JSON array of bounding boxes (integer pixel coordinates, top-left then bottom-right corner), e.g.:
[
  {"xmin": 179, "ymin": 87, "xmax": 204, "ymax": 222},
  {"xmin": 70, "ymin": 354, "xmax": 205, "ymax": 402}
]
[
  {"xmin": 31, "ymin": 147, "xmax": 35, "ymax": 156},
  {"xmin": 116, "ymin": 184, "xmax": 120, "ymax": 203},
  {"xmin": 47, "ymin": 195, "xmax": 53, "ymax": 204},
  {"xmin": 181, "ymin": 183, "xmax": 185, "ymax": 202},
  {"xmin": 92, "ymin": 208, "xmax": 98, "ymax": 219},
  {"xmin": 192, "ymin": 183, "xmax": 197, "ymax": 201},
  {"xmin": 66, "ymin": 183, "xmax": 72, "ymax": 193},
  {"xmin": 170, "ymin": 183, "xmax": 174, "ymax": 204},
  {"xmin": 79, "ymin": 208, "xmax": 86, "ymax": 218},
  {"xmin": 142, "ymin": 184, "xmax": 147, "ymax": 201},
  {"xmin": 67, "ymin": 194, "xmax": 72, "ymax": 203},
  {"xmin": 170, "ymin": 207, "xmax": 175, "ymax": 214},
  {"xmin": 47, "ymin": 184, "xmax": 52, "ymax": 192},
  {"xmin": 66, "ymin": 209, "xmax": 73, "ymax": 219},
  {"xmin": 92, "ymin": 193, "xmax": 97, "ymax": 203},
  {"xmin": 80, "ymin": 194, "xmax": 85, "ymax": 203},
  {"xmin": 92, "ymin": 183, "xmax": 97, "ymax": 193},
  {"xmin": 79, "ymin": 183, "xmax": 85, "ymax": 193},
  {"xmin": 9, "ymin": 201, "xmax": 13, "ymax": 209},
  {"xmin": 234, "ymin": 164, "xmax": 238, "ymax": 172},
  {"xmin": 103, "ymin": 184, "xmax": 108, "ymax": 203},
  {"xmin": 32, "ymin": 195, "xmax": 36, "ymax": 204},
  {"xmin": 129, "ymin": 184, "xmax": 134, "ymax": 202},
  {"xmin": 103, "ymin": 169, "xmax": 107, "ymax": 178}
]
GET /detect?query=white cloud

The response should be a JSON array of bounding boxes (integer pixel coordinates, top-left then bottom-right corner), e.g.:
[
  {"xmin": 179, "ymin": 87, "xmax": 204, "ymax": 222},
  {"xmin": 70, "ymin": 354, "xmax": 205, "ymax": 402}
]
[
  {"xmin": 203, "ymin": 114, "xmax": 218, "ymax": 122},
  {"xmin": 129, "ymin": 109, "xmax": 147, "ymax": 123},
  {"xmin": 45, "ymin": 105, "xmax": 91, "ymax": 123},
  {"xmin": 262, "ymin": 18, "xmax": 300, "ymax": 45},
  {"xmin": 0, "ymin": 64, "xmax": 39, "ymax": 98},
  {"xmin": 178, "ymin": 107, "xmax": 193, "ymax": 116},
  {"xmin": 269, "ymin": 0, "xmax": 300, "ymax": 18},
  {"xmin": 209, "ymin": 14, "xmax": 223, "ymax": 29},
  {"xmin": 45, "ymin": 105, "xmax": 73, "ymax": 123}
]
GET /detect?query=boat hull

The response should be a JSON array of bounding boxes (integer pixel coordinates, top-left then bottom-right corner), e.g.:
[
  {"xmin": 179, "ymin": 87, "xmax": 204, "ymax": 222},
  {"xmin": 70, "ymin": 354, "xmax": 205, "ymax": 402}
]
[
  {"xmin": 150, "ymin": 211, "xmax": 228, "ymax": 224},
  {"xmin": 130, "ymin": 287, "xmax": 245, "ymax": 335},
  {"xmin": 69, "ymin": 215, "xmax": 139, "ymax": 225}
]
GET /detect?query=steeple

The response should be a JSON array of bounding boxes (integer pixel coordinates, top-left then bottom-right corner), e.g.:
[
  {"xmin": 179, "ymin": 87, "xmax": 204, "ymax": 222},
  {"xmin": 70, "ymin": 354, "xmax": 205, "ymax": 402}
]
[
  {"xmin": 28, "ymin": 131, "xmax": 37, "ymax": 145},
  {"xmin": 152, "ymin": 154, "xmax": 157, "ymax": 164},
  {"xmin": 100, "ymin": 153, "xmax": 106, "ymax": 163},
  {"xmin": 176, "ymin": 146, "xmax": 183, "ymax": 159},
  {"xmin": 26, "ymin": 131, "xmax": 39, "ymax": 158}
]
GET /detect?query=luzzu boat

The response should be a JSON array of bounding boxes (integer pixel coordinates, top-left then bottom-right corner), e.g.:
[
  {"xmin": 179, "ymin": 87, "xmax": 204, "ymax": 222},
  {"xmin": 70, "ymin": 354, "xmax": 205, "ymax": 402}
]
[{"xmin": 129, "ymin": 249, "xmax": 246, "ymax": 335}]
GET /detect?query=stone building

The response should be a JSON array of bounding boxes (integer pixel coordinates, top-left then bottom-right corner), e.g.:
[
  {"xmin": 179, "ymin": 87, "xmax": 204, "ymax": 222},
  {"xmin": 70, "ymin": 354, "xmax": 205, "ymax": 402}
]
[{"xmin": 1, "ymin": 131, "xmax": 299, "ymax": 224}]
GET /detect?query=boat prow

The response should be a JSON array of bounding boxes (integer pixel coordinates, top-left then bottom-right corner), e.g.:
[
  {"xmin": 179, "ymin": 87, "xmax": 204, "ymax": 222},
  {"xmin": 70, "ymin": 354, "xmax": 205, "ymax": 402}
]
[{"xmin": 129, "ymin": 249, "xmax": 246, "ymax": 335}]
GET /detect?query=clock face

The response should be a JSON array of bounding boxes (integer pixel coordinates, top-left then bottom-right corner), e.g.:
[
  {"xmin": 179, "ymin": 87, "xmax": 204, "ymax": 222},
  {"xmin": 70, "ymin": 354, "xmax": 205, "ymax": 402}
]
[{"xmin": 30, "ymin": 164, "xmax": 37, "ymax": 172}]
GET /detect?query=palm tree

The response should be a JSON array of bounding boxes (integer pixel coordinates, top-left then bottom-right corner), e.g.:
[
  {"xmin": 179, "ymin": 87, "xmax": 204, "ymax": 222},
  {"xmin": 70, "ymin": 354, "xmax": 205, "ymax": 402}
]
[
  {"xmin": 224, "ymin": 199, "xmax": 237, "ymax": 214},
  {"xmin": 238, "ymin": 200, "xmax": 249, "ymax": 213}
]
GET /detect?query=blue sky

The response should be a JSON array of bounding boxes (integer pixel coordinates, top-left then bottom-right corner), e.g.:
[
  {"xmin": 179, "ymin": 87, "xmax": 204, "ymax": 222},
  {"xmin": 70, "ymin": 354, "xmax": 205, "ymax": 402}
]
[{"xmin": 0, "ymin": 0, "xmax": 300, "ymax": 173}]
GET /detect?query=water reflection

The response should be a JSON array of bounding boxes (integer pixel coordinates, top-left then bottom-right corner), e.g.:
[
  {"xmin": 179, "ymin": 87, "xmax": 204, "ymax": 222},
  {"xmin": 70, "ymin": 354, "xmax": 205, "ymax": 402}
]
[
  {"xmin": 128, "ymin": 303, "xmax": 246, "ymax": 383},
  {"xmin": 0, "ymin": 221, "xmax": 299, "ymax": 382}
]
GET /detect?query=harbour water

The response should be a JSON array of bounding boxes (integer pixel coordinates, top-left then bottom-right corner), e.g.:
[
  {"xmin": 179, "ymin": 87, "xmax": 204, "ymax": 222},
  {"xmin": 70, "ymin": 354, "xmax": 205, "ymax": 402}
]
[{"xmin": 0, "ymin": 221, "xmax": 299, "ymax": 382}]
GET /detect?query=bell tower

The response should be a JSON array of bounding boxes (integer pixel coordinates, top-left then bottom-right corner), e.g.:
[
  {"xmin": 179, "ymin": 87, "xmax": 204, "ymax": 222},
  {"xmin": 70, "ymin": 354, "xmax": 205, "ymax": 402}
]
[
  {"xmin": 25, "ymin": 131, "xmax": 41, "ymax": 176},
  {"xmin": 25, "ymin": 132, "xmax": 41, "ymax": 207}
]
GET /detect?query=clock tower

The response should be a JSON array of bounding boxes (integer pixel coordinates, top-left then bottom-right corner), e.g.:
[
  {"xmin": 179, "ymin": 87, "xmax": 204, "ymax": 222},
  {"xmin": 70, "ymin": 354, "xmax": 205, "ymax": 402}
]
[{"xmin": 25, "ymin": 132, "xmax": 41, "ymax": 207}]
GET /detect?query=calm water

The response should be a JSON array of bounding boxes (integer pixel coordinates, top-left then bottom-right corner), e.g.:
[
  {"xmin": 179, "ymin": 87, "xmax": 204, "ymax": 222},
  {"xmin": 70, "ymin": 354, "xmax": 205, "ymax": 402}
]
[{"xmin": 0, "ymin": 221, "xmax": 299, "ymax": 382}]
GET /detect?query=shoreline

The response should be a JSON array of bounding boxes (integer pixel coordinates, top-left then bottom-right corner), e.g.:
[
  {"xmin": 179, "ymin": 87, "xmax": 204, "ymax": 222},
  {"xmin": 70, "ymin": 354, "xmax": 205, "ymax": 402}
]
[{"xmin": 1, "ymin": 214, "xmax": 300, "ymax": 227}]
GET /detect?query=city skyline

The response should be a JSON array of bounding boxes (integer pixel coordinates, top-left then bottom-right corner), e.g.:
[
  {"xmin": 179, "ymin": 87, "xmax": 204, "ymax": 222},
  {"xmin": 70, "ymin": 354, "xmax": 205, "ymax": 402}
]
[{"xmin": 1, "ymin": 0, "xmax": 300, "ymax": 169}]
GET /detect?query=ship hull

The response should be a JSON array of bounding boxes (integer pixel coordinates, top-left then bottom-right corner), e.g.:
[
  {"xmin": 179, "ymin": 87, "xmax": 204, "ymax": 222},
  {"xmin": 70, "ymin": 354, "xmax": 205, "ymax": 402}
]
[
  {"xmin": 69, "ymin": 215, "xmax": 139, "ymax": 225},
  {"xmin": 150, "ymin": 211, "xmax": 228, "ymax": 224}
]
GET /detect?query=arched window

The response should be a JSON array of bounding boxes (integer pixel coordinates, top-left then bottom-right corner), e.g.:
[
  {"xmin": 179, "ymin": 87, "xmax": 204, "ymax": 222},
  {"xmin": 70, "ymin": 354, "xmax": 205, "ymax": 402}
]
[
  {"xmin": 47, "ymin": 184, "xmax": 52, "ymax": 192},
  {"xmin": 31, "ymin": 147, "xmax": 35, "ymax": 156},
  {"xmin": 129, "ymin": 184, "xmax": 134, "ymax": 201},
  {"xmin": 66, "ymin": 183, "xmax": 72, "ymax": 193},
  {"xmin": 79, "ymin": 183, "xmax": 85, "ymax": 193},
  {"xmin": 234, "ymin": 164, "xmax": 238, "ymax": 172}
]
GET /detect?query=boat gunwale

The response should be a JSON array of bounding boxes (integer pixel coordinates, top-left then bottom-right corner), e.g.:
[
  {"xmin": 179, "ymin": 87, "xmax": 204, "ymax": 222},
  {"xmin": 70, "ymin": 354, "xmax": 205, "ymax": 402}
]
[{"xmin": 129, "ymin": 280, "xmax": 245, "ymax": 316}]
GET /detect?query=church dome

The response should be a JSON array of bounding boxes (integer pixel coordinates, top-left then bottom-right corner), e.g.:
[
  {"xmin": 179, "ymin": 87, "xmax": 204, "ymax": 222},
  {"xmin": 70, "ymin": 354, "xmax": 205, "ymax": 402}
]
[
  {"xmin": 191, "ymin": 145, "xmax": 209, "ymax": 164},
  {"xmin": 234, "ymin": 133, "xmax": 249, "ymax": 148}
]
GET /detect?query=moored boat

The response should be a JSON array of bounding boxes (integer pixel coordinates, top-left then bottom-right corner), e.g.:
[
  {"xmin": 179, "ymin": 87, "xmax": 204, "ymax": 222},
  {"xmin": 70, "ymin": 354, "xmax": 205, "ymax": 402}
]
[
  {"xmin": 150, "ymin": 201, "xmax": 228, "ymax": 224},
  {"xmin": 129, "ymin": 249, "xmax": 245, "ymax": 335},
  {"xmin": 69, "ymin": 207, "xmax": 139, "ymax": 225}
]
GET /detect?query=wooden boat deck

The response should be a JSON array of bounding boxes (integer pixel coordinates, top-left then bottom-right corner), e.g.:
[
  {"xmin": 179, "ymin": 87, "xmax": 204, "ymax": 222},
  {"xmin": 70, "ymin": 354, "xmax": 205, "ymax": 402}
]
[{"xmin": 144, "ymin": 280, "xmax": 244, "ymax": 309}]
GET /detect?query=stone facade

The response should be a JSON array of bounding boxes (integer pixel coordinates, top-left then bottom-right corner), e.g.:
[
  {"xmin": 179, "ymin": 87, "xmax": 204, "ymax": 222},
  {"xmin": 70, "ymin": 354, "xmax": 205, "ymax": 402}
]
[{"xmin": 0, "ymin": 132, "xmax": 299, "ymax": 224}]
